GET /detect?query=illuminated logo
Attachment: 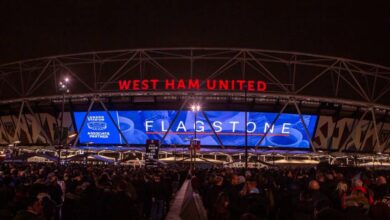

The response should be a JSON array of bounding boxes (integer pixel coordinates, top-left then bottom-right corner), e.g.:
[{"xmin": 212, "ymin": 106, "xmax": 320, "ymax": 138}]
[
  {"xmin": 118, "ymin": 79, "xmax": 267, "ymax": 92},
  {"xmin": 87, "ymin": 122, "xmax": 107, "ymax": 130}
]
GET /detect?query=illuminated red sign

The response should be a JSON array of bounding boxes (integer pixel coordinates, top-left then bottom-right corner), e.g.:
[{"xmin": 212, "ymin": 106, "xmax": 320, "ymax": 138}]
[{"xmin": 118, "ymin": 79, "xmax": 267, "ymax": 92}]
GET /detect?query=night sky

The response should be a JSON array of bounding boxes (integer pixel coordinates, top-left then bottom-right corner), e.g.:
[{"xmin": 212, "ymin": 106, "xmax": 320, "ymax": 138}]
[{"xmin": 1, "ymin": 1, "xmax": 390, "ymax": 66}]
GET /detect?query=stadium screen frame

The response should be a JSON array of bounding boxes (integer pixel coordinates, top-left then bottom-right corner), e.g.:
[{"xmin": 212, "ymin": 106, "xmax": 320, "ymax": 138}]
[{"xmin": 73, "ymin": 110, "xmax": 318, "ymax": 149}]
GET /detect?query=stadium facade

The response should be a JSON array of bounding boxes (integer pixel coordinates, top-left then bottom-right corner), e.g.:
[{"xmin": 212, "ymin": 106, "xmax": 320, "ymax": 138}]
[{"xmin": 0, "ymin": 48, "xmax": 389, "ymax": 165}]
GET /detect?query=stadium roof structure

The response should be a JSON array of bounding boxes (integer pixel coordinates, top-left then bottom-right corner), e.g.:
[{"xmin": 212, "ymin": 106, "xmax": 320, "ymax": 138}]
[
  {"xmin": 0, "ymin": 48, "xmax": 389, "ymax": 153},
  {"xmin": 0, "ymin": 48, "xmax": 389, "ymax": 106}
]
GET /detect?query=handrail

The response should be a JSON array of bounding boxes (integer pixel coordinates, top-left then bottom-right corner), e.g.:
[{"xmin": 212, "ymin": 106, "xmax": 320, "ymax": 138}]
[
  {"xmin": 166, "ymin": 177, "xmax": 208, "ymax": 220},
  {"xmin": 166, "ymin": 179, "xmax": 191, "ymax": 220}
]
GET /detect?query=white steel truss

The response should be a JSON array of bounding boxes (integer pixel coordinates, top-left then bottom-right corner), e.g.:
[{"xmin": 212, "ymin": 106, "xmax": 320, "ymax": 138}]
[{"xmin": 0, "ymin": 48, "xmax": 389, "ymax": 153}]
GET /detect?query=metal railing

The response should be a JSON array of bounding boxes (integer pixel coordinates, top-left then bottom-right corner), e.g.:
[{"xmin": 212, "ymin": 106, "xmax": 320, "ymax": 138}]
[{"xmin": 166, "ymin": 176, "xmax": 207, "ymax": 220}]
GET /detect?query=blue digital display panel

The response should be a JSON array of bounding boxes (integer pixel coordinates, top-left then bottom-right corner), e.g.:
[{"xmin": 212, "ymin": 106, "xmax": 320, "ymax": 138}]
[{"xmin": 73, "ymin": 110, "xmax": 318, "ymax": 148}]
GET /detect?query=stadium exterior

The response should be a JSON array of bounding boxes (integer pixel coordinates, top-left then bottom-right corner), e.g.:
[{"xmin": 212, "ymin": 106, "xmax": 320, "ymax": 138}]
[{"xmin": 0, "ymin": 48, "xmax": 389, "ymax": 167}]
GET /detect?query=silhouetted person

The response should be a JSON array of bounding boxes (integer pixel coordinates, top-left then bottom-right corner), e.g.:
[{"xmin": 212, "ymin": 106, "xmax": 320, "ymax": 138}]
[{"xmin": 14, "ymin": 195, "xmax": 44, "ymax": 220}]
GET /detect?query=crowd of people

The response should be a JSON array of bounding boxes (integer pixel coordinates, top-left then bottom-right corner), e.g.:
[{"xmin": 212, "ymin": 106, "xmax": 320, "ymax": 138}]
[
  {"xmin": 0, "ymin": 163, "xmax": 187, "ymax": 220},
  {"xmin": 0, "ymin": 162, "xmax": 390, "ymax": 220},
  {"xmin": 193, "ymin": 166, "xmax": 390, "ymax": 220}
]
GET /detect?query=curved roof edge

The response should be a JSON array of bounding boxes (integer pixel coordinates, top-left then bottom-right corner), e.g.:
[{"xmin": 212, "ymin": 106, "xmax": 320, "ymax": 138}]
[{"xmin": 1, "ymin": 47, "xmax": 390, "ymax": 71}]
